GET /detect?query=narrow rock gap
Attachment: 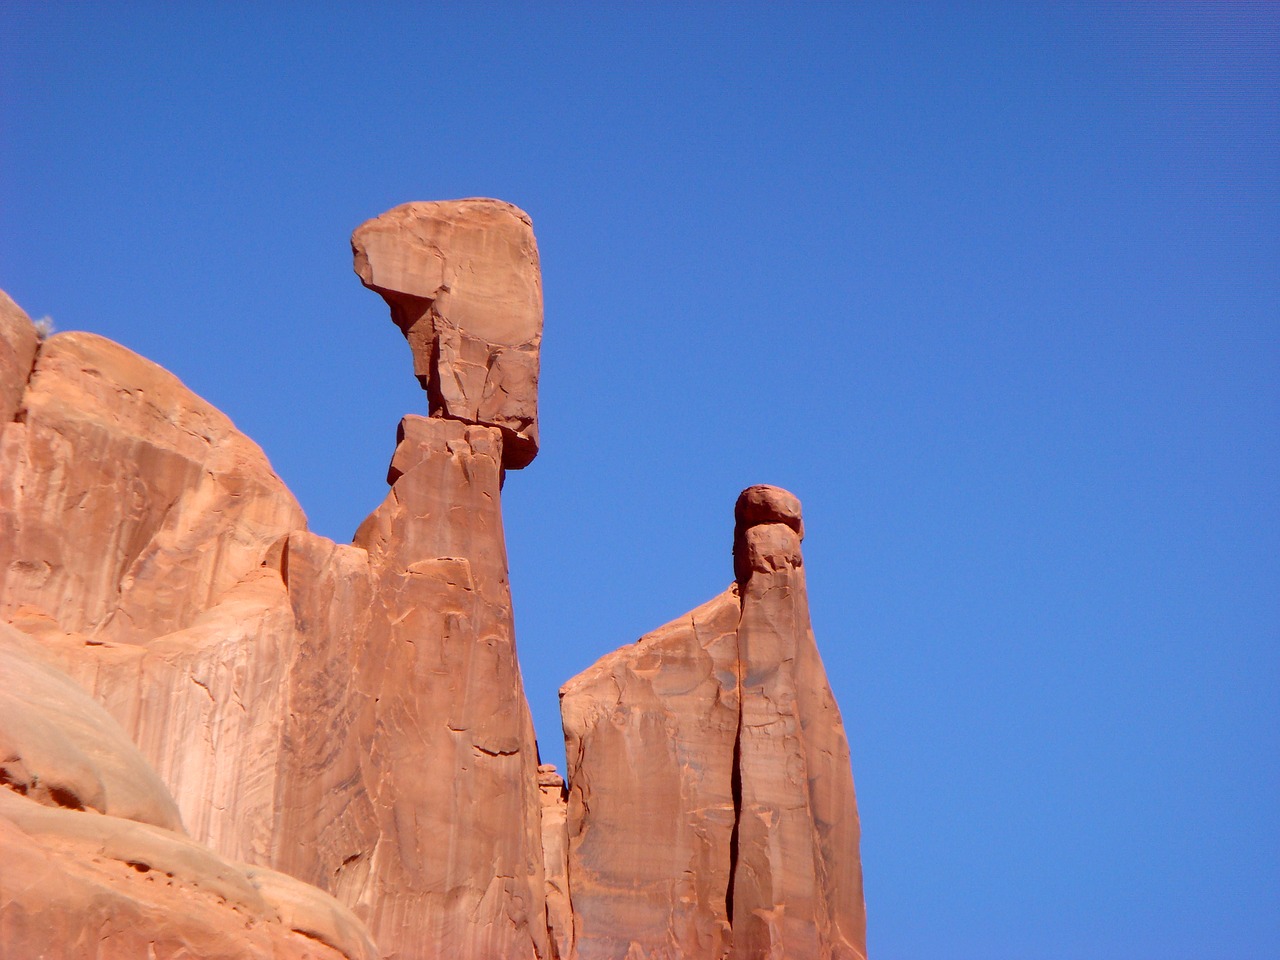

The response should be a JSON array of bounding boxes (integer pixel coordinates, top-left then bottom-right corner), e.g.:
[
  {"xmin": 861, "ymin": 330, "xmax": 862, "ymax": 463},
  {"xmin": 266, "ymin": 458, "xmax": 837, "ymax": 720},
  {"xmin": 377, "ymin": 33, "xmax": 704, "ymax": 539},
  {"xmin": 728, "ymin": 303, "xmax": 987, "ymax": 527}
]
[
  {"xmin": 10, "ymin": 334, "xmax": 43, "ymax": 424},
  {"xmin": 726, "ymin": 718, "xmax": 742, "ymax": 928},
  {"xmin": 726, "ymin": 591, "xmax": 746, "ymax": 930}
]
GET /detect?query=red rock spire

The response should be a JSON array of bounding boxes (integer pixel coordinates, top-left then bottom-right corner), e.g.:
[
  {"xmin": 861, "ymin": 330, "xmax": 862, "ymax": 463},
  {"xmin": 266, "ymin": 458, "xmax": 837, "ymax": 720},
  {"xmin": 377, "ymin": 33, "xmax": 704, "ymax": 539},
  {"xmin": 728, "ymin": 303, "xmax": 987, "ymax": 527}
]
[{"xmin": 561, "ymin": 485, "xmax": 867, "ymax": 960}]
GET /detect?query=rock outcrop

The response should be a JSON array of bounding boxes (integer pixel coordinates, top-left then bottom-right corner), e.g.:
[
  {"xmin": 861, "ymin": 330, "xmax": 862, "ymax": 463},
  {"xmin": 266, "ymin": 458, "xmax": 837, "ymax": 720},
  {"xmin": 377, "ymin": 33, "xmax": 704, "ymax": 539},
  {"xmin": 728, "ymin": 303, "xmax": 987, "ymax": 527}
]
[
  {"xmin": 0, "ymin": 301, "xmax": 310, "ymax": 865},
  {"xmin": 0, "ymin": 197, "xmax": 553, "ymax": 960},
  {"xmin": 0, "ymin": 620, "xmax": 377, "ymax": 960},
  {"xmin": 560, "ymin": 486, "xmax": 867, "ymax": 960},
  {"xmin": 0, "ymin": 291, "xmax": 38, "ymax": 422},
  {"xmin": 538, "ymin": 764, "xmax": 574, "ymax": 960},
  {"xmin": 0, "ymin": 198, "xmax": 868, "ymax": 960},
  {"xmin": 352, "ymin": 199, "xmax": 543, "ymax": 469},
  {"xmin": 286, "ymin": 412, "xmax": 549, "ymax": 960}
]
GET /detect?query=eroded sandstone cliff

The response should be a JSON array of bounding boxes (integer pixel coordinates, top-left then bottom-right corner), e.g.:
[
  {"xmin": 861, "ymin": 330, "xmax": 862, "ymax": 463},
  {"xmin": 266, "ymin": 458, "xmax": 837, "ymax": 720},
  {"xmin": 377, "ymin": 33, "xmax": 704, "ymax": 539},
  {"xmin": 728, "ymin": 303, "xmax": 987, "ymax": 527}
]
[
  {"xmin": 560, "ymin": 486, "xmax": 867, "ymax": 960},
  {"xmin": 0, "ymin": 198, "xmax": 866, "ymax": 960}
]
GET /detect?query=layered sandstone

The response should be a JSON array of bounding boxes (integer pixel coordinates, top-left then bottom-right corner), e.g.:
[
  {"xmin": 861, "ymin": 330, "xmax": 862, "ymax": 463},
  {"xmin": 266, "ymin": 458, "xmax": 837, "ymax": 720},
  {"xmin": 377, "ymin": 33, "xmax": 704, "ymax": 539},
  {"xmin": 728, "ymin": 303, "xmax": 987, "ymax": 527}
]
[
  {"xmin": 352, "ymin": 199, "xmax": 543, "ymax": 469},
  {"xmin": 0, "ymin": 620, "xmax": 377, "ymax": 960},
  {"xmin": 560, "ymin": 486, "xmax": 867, "ymax": 960},
  {"xmin": 0, "ymin": 299, "xmax": 310, "ymax": 865},
  {"xmin": 0, "ymin": 195, "xmax": 869, "ymax": 960},
  {"xmin": 1, "ymin": 204, "xmax": 553, "ymax": 960}
]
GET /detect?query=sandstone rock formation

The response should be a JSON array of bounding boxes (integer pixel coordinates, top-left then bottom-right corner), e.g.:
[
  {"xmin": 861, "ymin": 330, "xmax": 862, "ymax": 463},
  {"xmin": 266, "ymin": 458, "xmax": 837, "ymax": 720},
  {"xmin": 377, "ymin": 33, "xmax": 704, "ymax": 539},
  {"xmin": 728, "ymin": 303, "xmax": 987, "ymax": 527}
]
[
  {"xmin": 0, "ymin": 620, "xmax": 377, "ymax": 960},
  {"xmin": 560, "ymin": 486, "xmax": 867, "ymax": 960},
  {"xmin": 0, "ymin": 198, "xmax": 868, "ymax": 960},
  {"xmin": 538, "ymin": 764, "xmax": 574, "ymax": 960},
  {"xmin": 352, "ymin": 198, "xmax": 543, "ymax": 469},
  {"xmin": 0, "ymin": 298, "xmax": 310, "ymax": 865},
  {"xmin": 561, "ymin": 591, "xmax": 741, "ymax": 960},
  {"xmin": 0, "ymin": 291, "xmax": 38, "ymax": 422},
  {"xmin": 282, "ymin": 412, "xmax": 550, "ymax": 960},
  {"xmin": 0, "ymin": 204, "xmax": 552, "ymax": 960}
]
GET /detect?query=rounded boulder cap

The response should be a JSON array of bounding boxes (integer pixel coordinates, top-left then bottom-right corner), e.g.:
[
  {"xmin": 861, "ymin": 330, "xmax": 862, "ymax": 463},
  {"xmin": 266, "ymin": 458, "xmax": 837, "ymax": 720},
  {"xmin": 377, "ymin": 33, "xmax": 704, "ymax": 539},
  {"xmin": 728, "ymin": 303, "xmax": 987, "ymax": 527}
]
[{"xmin": 734, "ymin": 484, "xmax": 804, "ymax": 539}]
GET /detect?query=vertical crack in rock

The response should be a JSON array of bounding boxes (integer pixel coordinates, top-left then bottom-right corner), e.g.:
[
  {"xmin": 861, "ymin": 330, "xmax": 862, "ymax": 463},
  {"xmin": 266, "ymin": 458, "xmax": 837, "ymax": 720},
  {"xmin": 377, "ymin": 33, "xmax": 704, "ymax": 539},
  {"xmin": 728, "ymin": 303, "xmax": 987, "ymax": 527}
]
[
  {"xmin": 560, "ymin": 484, "xmax": 866, "ymax": 960},
  {"xmin": 0, "ymin": 290, "xmax": 41, "ymax": 424},
  {"xmin": 726, "ymin": 627, "xmax": 744, "ymax": 929}
]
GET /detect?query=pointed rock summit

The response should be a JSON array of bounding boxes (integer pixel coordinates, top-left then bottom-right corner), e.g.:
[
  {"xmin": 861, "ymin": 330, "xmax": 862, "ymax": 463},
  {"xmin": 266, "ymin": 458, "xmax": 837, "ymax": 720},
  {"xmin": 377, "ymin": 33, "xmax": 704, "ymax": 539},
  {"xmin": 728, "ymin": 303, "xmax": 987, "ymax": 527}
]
[{"xmin": 561, "ymin": 485, "xmax": 867, "ymax": 960}]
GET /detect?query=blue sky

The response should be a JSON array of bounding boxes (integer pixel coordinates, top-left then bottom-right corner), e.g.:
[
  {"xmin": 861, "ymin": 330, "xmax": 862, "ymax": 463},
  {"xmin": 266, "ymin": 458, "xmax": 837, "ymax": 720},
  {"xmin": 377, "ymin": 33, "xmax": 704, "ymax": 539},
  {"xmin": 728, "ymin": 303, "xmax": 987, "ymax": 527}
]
[{"xmin": 2, "ymin": 3, "xmax": 1277, "ymax": 957}]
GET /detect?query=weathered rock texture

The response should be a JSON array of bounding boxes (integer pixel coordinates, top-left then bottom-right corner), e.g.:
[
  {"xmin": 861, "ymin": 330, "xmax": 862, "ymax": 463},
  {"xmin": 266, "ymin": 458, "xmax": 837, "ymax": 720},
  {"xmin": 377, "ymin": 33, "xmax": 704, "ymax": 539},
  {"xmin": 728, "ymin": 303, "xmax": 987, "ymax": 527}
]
[
  {"xmin": 297, "ymin": 413, "xmax": 550, "ymax": 960},
  {"xmin": 0, "ymin": 198, "xmax": 869, "ymax": 960},
  {"xmin": 538, "ymin": 764, "xmax": 573, "ymax": 960},
  {"xmin": 0, "ymin": 299, "xmax": 310, "ymax": 865},
  {"xmin": 1, "ymin": 266, "xmax": 551, "ymax": 960},
  {"xmin": 0, "ymin": 291, "xmax": 38, "ymax": 422},
  {"xmin": 560, "ymin": 486, "xmax": 867, "ymax": 960},
  {"xmin": 352, "ymin": 198, "xmax": 543, "ymax": 469},
  {"xmin": 0, "ymin": 620, "xmax": 377, "ymax": 960}
]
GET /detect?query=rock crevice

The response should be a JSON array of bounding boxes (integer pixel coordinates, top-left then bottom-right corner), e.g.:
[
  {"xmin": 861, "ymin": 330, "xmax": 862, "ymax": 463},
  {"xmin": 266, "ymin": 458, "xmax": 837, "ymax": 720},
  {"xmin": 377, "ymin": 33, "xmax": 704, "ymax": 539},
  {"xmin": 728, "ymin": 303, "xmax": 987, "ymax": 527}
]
[{"xmin": 560, "ymin": 485, "xmax": 867, "ymax": 960}]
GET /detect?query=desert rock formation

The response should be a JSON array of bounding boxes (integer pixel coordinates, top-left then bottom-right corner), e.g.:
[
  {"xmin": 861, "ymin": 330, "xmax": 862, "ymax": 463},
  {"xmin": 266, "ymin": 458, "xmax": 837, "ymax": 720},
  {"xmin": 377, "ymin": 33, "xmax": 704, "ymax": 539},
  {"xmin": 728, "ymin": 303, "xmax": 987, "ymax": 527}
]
[
  {"xmin": 0, "ymin": 620, "xmax": 377, "ymax": 960},
  {"xmin": 352, "ymin": 198, "xmax": 543, "ymax": 469},
  {"xmin": 0, "ymin": 199, "xmax": 866, "ymax": 960},
  {"xmin": 561, "ymin": 486, "xmax": 867, "ymax": 960}
]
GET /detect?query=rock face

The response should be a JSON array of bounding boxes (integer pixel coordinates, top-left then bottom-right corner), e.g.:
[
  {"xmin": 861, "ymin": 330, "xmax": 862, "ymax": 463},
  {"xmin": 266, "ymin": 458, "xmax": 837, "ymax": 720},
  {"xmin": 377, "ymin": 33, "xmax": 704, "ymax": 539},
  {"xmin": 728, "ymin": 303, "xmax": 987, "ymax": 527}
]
[
  {"xmin": 305, "ymin": 413, "xmax": 549, "ymax": 960},
  {"xmin": 0, "ymin": 325, "xmax": 307, "ymax": 644},
  {"xmin": 560, "ymin": 486, "xmax": 867, "ymax": 960},
  {"xmin": 538, "ymin": 765, "xmax": 574, "ymax": 960},
  {"xmin": 352, "ymin": 199, "xmax": 543, "ymax": 469},
  {"xmin": 561, "ymin": 590, "xmax": 741, "ymax": 960},
  {"xmin": 0, "ymin": 291, "xmax": 38, "ymax": 422},
  {"xmin": 0, "ymin": 199, "xmax": 869, "ymax": 960},
  {"xmin": 0, "ymin": 300, "xmax": 311, "ymax": 866},
  {"xmin": 1, "ymin": 211, "xmax": 553, "ymax": 960},
  {"xmin": 0, "ymin": 620, "xmax": 377, "ymax": 960}
]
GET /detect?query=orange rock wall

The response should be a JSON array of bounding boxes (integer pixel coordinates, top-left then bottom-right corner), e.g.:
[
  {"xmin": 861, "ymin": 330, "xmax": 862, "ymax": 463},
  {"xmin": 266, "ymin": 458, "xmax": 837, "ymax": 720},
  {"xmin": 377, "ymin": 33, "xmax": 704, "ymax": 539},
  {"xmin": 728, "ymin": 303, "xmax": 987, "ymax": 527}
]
[
  {"xmin": 0, "ymin": 197, "xmax": 868, "ymax": 960},
  {"xmin": 560, "ymin": 488, "xmax": 868, "ymax": 960},
  {"xmin": 0, "ymin": 292, "xmax": 551, "ymax": 960}
]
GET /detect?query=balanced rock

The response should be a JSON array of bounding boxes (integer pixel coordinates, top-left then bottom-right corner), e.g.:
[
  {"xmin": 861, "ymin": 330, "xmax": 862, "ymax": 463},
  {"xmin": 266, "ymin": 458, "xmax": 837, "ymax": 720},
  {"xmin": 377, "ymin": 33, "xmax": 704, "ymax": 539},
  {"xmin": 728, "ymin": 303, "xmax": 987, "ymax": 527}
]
[
  {"xmin": 352, "ymin": 199, "xmax": 543, "ymax": 469},
  {"xmin": 1, "ymin": 226, "xmax": 554, "ymax": 960},
  {"xmin": 0, "ymin": 188, "xmax": 873, "ymax": 960},
  {"xmin": 730, "ymin": 487, "xmax": 866, "ymax": 960}
]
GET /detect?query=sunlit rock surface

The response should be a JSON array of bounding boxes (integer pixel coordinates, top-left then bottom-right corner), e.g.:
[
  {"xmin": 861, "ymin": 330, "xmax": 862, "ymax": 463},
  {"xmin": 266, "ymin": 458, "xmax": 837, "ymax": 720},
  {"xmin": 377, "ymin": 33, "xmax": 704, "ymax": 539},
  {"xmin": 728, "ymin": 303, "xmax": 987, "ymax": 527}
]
[
  {"xmin": 352, "ymin": 198, "xmax": 542, "ymax": 469},
  {"xmin": 0, "ymin": 196, "xmax": 867, "ymax": 960},
  {"xmin": 0, "ymin": 618, "xmax": 376, "ymax": 960},
  {"xmin": 560, "ymin": 486, "xmax": 867, "ymax": 960}
]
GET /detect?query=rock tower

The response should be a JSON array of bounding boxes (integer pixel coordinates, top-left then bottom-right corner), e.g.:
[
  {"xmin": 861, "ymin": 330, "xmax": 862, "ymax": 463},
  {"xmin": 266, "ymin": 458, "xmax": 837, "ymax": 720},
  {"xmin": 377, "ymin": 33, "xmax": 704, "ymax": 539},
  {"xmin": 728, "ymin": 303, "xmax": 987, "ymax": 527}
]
[{"xmin": 0, "ymin": 200, "xmax": 866, "ymax": 960}]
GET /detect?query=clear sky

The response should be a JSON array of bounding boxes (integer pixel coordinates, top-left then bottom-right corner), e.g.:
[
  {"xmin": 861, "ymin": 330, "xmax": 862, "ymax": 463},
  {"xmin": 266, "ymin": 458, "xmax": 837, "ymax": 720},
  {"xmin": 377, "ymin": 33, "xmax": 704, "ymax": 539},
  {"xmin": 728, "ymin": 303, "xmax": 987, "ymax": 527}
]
[{"xmin": 2, "ymin": 3, "xmax": 1277, "ymax": 958}]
